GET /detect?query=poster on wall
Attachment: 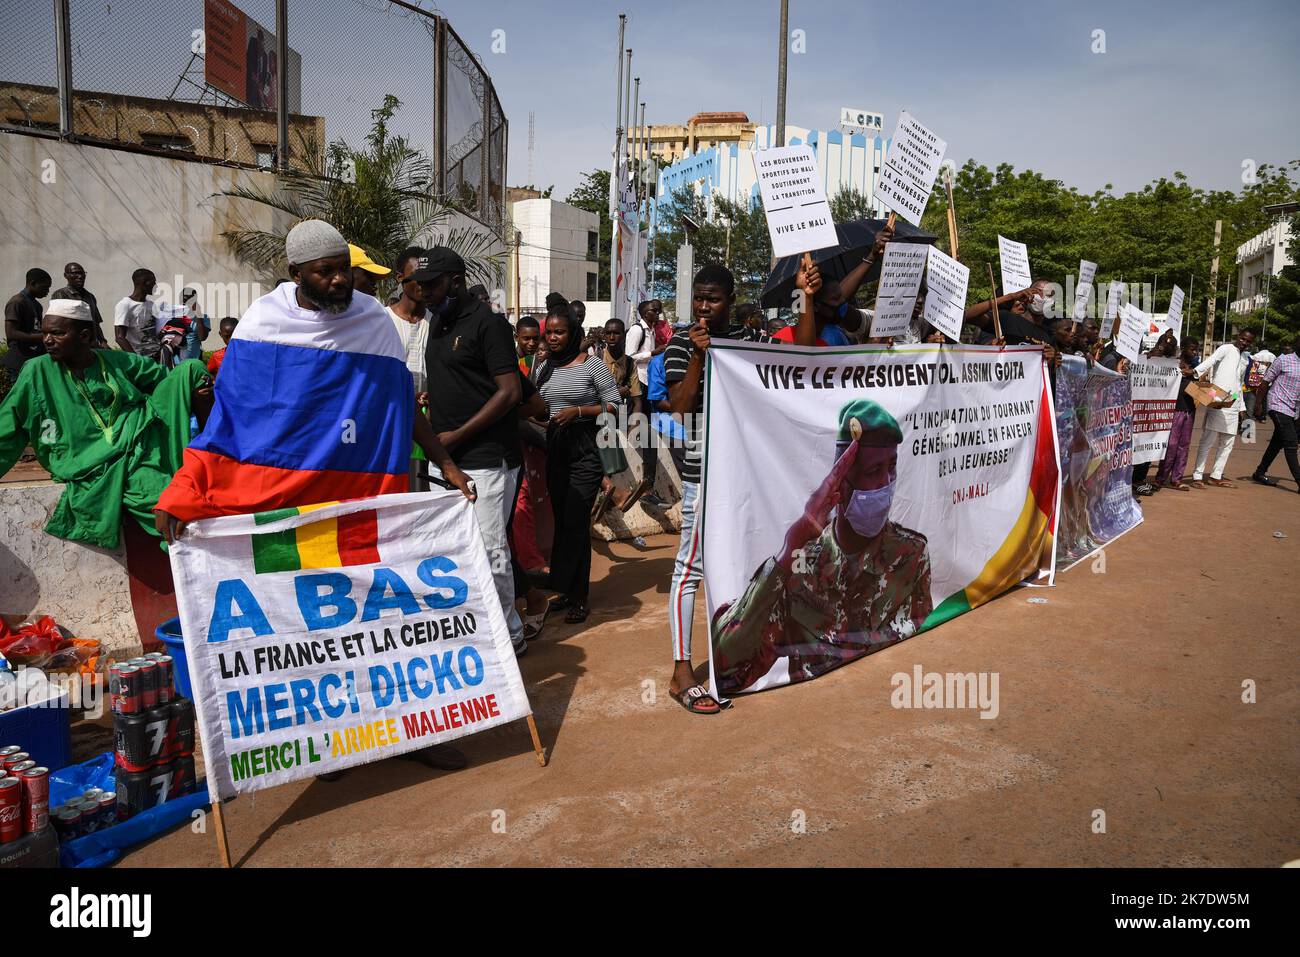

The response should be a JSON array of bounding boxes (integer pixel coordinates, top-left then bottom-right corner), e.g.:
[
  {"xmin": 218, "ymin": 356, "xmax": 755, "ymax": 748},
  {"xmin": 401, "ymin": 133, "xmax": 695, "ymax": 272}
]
[
  {"xmin": 700, "ymin": 342, "xmax": 1058, "ymax": 697},
  {"xmin": 204, "ymin": 0, "xmax": 302, "ymax": 112}
]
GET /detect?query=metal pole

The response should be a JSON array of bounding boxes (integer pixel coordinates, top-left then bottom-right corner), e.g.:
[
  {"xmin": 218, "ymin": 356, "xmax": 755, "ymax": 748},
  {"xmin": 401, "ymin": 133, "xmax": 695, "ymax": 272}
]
[
  {"xmin": 53, "ymin": 0, "xmax": 73, "ymax": 137},
  {"xmin": 613, "ymin": 15, "xmax": 626, "ymax": 145},
  {"xmin": 624, "ymin": 51, "xmax": 633, "ymax": 166},
  {"xmin": 1222, "ymin": 274, "xmax": 1232, "ymax": 342},
  {"xmin": 632, "ymin": 77, "xmax": 640, "ymax": 198},
  {"xmin": 275, "ymin": 0, "xmax": 289, "ymax": 171},
  {"xmin": 775, "ymin": 0, "xmax": 789, "ymax": 147},
  {"xmin": 638, "ymin": 101, "xmax": 647, "ymax": 205},
  {"xmin": 434, "ymin": 16, "xmax": 446, "ymax": 196}
]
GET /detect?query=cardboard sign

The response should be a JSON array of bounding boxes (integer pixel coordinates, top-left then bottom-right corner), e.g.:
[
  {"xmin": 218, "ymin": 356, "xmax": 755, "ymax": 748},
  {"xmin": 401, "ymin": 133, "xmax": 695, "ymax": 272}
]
[
  {"xmin": 870, "ymin": 243, "xmax": 928, "ymax": 338},
  {"xmin": 752, "ymin": 145, "xmax": 839, "ymax": 258},
  {"xmin": 875, "ymin": 112, "xmax": 947, "ymax": 227},
  {"xmin": 1167, "ymin": 284, "xmax": 1185, "ymax": 335},
  {"xmin": 1104, "ymin": 280, "xmax": 1124, "ymax": 322},
  {"xmin": 998, "ymin": 235, "xmax": 1032, "ymax": 296},
  {"xmin": 923, "ymin": 245, "xmax": 969, "ymax": 342},
  {"xmin": 1073, "ymin": 260, "xmax": 1097, "ymax": 321},
  {"xmin": 1115, "ymin": 303, "xmax": 1147, "ymax": 363}
]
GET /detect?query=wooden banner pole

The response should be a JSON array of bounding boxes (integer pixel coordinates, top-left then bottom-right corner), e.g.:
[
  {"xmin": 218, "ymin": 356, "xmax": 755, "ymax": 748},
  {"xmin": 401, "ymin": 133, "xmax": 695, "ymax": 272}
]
[
  {"xmin": 943, "ymin": 169, "xmax": 959, "ymax": 260},
  {"xmin": 526, "ymin": 714, "xmax": 548, "ymax": 767},
  {"xmin": 211, "ymin": 800, "xmax": 233, "ymax": 868},
  {"xmin": 985, "ymin": 263, "xmax": 1003, "ymax": 341}
]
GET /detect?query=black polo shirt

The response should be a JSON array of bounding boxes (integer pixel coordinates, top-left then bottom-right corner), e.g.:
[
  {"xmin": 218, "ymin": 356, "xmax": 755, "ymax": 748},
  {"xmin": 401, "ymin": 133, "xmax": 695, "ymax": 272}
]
[
  {"xmin": 976, "ymin": 308, "xmax": 1051, "ymax": 346},
  {"xmin": 425, "ymin": 295, "xmax": 522, "ymax": 470},
  {"xmin": 50, "ymin": 285, "xmax": 107, "ymax": 344},
  {"xmin": 3, "ymin": 290, "xmax": 45, "ymax": 365}
]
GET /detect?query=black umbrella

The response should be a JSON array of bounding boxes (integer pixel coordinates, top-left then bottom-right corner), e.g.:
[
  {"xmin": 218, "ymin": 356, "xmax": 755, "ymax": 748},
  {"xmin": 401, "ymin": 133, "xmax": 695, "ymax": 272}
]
[{"xmin": 759, "ymin": 217, "xmax": 938, "ymax": 309}]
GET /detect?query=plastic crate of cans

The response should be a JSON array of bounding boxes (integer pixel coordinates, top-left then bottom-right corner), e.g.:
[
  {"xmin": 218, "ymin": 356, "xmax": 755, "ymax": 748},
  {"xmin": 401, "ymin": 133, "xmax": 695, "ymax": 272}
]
[{"xmin": 0, "ymin": 748, "xmax": 52, "ymax": 859}]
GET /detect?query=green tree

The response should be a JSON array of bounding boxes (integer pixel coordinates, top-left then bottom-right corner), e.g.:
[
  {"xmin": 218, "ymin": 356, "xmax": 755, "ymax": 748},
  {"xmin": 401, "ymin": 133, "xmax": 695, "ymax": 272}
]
[
  {"xmin": 648, "ymin": 187, "xmax": 772, "ymax": 311},
  {"xmin": 215, "ymin": 95, "xmax": 505, "ymax": 295}
]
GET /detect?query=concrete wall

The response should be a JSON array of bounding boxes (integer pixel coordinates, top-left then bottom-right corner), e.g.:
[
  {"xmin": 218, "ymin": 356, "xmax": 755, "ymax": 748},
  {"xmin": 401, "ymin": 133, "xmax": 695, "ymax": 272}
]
[
  {"xmin": 0, "ymin": 132, "xmax": 291, "ymax": 342},
  {"xmin": 511, "ymin": 198, "xmax": 598, "ymax": 313},
  {"xmin": 0, "ymin": 482, "xmax": 139, "ymax": 658}
]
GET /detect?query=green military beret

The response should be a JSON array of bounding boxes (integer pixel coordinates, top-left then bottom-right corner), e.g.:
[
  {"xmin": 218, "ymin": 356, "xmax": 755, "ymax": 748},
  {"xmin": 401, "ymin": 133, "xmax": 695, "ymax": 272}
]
[{"xmin": 836, "ymin": 398, "xmax": 902, "ymax": 447}]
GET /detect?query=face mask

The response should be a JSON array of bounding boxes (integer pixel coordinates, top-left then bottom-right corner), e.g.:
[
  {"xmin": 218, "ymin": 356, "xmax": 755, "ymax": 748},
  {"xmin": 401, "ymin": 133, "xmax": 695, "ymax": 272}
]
[
  {"xmin": 1028, "ymin": 295, "xmax": 1046, "ymax": 316},
  {"xmin": 835, "ymin": 301, "xmax": 850, "ymax": 321},
  {"xmin": 843, "ymin": 479, "xmax": 895, "ymax": 538}
]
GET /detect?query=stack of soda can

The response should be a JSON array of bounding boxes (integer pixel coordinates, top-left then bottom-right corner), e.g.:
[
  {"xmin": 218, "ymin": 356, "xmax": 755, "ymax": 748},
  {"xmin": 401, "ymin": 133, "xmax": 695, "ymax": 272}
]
[
  {"xmin": 0, "ymin": 747, "xmax": 51, "ymax": 843},
  {"xmin": 109, "ymin": 652, "xmax": 197, "ymax": 820},
  {"xmin": 50, "ymin": 788, "xmax": 119, "ymax": 841}
]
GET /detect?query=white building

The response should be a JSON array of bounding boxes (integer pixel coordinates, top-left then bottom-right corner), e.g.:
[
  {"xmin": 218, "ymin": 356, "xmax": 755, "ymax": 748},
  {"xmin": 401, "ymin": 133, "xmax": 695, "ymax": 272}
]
[
  {"xmin": 1231, "ymin": 201, "xmax": 1297, "ymax": 315},
  {"xmin": 653, "ymin": 122, "xmax": 892, "ymax": 223},
  {"xmin": 509, "ymin": 198, "xmax": 600, "ymax": 316}
]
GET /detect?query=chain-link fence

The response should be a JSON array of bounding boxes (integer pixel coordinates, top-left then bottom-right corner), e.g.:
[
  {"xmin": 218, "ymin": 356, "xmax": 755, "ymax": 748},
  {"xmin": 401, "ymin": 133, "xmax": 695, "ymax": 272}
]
[{"xmin": 0, "ymin": 0, "xmax": 505, "ymax": 230}]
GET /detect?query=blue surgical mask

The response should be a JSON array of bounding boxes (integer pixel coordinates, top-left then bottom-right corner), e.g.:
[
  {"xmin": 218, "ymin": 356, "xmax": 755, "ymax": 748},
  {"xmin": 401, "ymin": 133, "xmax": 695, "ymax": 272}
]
[
  {"xmin": 835, "ymin": 301, "xmax": 850, "ymax": 321},
  {"xmin": 843, "ymin": 479, "xmax": 895, "ymax": 538}
]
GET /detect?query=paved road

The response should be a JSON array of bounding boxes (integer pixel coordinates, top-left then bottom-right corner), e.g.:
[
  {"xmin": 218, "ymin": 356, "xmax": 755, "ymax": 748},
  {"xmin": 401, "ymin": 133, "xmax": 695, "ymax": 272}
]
[{"xmin": 120, "ymin": 421, "xmax": 1299, "ymax": 867}]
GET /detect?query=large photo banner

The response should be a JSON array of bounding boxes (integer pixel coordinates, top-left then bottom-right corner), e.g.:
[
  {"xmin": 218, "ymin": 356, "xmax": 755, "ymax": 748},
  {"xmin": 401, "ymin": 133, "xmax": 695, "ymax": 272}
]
[
  {"xmin": 1054, "ymin": 356, "xmax": 1143, "ymax": 569},
  {"xmin": 169, "ymin": 492, "xmax": 532, "ymax": 802},
  {"xmin": 701, "ymin": 342, "xmax": 1058, "ymax": 697},
  {"xmin": 1130, "ymin": 356, "xmax": 1181, "ymax": 464}
]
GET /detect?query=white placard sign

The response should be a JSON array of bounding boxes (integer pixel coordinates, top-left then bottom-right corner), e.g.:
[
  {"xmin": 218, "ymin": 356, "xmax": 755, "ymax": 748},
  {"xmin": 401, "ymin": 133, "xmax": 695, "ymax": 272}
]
[
  {"xmin": 1072, "ymin": 260, "xmax": 1098, "ymax": 322},
  {"xmin": 1115, "ymin": 303, "xmax": 1147, "ymax": 363},
  {"xmin": 923, "ymin": 245, "xmax": 970, "ymax": 342},
  {"xmin": 870, "ymin": 243, "xmax": 928, "ymax": 337},
  {"xmin": 752, "ymin": 145, "xmax": 839, "ymax": 258},
  {"xmin": 1167, "ymin": 284, "xmax": 1185, "ymax": 332},
  {"xmin": 875, "ymin": 111, "xmax": 947, "ymax": 227},
  {"xmin": 1105, "ymin": 280, "xmax": 1124, "ymax": 321},
  {"xmin": 998, "ymin": 235, "xmax": 1033, "ymax": 295}
]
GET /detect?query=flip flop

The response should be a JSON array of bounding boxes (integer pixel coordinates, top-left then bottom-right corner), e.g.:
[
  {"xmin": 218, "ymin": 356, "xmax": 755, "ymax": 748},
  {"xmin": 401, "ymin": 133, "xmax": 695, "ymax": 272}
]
[
  {"xmin": 671, "ymin": 683, "xmax": 722, "ymax": 715},
  {"xmin": 1169, "ymin": 482, "xmax": 1191, "ymax": 491},
  {"xmin": 1208, "ymin": 478, "xmax": 1237, "ymax": 488},
  {"xmin": 1189, "ymin": 480, "xmax": 1206, "ymax": 489}
]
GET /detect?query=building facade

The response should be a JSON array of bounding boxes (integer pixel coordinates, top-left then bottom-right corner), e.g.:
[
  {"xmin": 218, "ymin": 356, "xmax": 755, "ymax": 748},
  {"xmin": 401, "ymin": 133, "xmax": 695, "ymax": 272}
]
[
  {"xmin": 636, "ymin": 111, "xmax": 757, "ymax": 166},
  {"xmin": 653, "ymin": 123, "xmax": 892, "ymax": 223},
  {"xmin": 509, "ymin": 198, "xmax": 600, "ymax": 315},
  {"xmin": 1231, "ymin": 202, "xmax": 1297, "ymax": 315}
]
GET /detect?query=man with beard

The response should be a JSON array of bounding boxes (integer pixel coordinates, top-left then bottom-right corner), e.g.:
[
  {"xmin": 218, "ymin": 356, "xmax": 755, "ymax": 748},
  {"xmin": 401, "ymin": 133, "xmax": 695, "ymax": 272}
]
[
  {"xmin": 712, "ymin": 399, "xmax": 932, "ymax": 695},
  {"xmin": 155, "ymin": 220, "xmax": 474, "ymax": 775}
]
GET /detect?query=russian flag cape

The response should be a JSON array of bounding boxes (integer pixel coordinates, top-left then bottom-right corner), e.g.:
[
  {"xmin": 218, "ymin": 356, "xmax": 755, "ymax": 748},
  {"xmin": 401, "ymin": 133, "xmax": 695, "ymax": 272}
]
[{"xmin": 157, "ymin": 283, "xmax": 412, "ymax": 521}]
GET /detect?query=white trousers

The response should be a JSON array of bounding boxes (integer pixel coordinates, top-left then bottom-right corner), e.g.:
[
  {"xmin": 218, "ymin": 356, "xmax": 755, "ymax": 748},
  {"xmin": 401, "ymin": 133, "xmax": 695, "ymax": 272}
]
[{"xmin": 1193, "ymin": 428, "xmax": 1235, "ymax": 481}]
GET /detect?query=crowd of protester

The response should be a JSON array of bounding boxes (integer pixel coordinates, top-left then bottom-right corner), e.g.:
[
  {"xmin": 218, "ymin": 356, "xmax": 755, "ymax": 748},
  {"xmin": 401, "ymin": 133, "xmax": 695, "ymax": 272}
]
[{"xmin": 3, "ymin": 222, "xmax": 1298, "ymax": 732}]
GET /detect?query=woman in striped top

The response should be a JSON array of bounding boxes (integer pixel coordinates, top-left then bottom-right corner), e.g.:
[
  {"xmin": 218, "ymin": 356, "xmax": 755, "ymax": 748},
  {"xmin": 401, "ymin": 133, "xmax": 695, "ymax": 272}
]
[{"xmin": 533, "ymin": 298, "xmax": 622, "ymax": 623}]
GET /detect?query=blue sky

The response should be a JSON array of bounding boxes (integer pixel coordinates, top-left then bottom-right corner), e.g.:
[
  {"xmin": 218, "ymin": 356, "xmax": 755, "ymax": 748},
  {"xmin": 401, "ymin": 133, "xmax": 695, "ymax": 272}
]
[{"xmin": 4, "ymin": 0, "xmax": 1297, "ymax": 201}]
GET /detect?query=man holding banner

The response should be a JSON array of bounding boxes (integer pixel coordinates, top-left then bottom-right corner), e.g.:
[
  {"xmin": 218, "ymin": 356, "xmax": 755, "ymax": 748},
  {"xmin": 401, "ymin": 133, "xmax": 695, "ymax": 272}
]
[{"xmin": 712, "ymin": 399, "xmax": 932, "ymax": 694}]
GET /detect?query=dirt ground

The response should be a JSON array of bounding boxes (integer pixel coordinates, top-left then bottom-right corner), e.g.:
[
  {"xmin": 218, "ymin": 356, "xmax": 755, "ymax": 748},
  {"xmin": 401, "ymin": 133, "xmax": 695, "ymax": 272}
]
[{"xmin": 116, "ymin": 420, "xmax": 1298, "ymax": 867}]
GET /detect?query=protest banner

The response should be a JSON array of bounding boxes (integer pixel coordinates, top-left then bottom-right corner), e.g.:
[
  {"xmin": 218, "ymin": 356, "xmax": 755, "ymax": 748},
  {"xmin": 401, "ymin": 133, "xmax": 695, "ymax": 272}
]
[
  {"xmin": 699, "ymin": 341, "xmax": 1058, "ymax": 696},
  {"xmin": 169, "ymin": 492, "xmax": 540, "ymax": 839},
  {"xmin": 1130, "ymin": 356, "xmax": 1181, "ymax": 464},
  {"xmin": 1105, "ymin": 280, "xmax": 1124, "ymax": 322},
  {"xmin": 924, "ymin": 246, "xmax": 970, "ymax": 342},
  {"xmin": 1167, "ymin": 284, "xmax": 1185, "ymax": 338},
  {"xmin": 1073, "ymin": 260, "xmax": 1097, "ymax": 322},
  {"xmin": 752, "ymin": 145, "xmax": 839, "ymax": 259},
  {"xmin": 876, "ymin": 112, "xmax": 947, "ymax": 228},
  {"xmin": 870, "ymin": 243, "xmax": 928, "ymax": 338},
  {"xmin": 998, "ymin": 235, "xmax": 1033, "ymax": 296},
  {"xmin": 1054, "ymin": 356, "xmax": 1142, "ymax": 570},
  {"xmin": 1115, "ymin": 303, "xmax": 1147, "ymax": 363}
]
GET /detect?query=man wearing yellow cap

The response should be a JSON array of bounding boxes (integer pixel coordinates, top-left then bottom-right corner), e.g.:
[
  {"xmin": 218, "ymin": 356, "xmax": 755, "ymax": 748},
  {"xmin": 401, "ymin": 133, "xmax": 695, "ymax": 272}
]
[
  {"xmin": 349, "ymin": 244, "xmax": 391, "ymax": 297},
  {"xmin": 712, "ymin": 398, "xmax": 932, "ymax": 694}
]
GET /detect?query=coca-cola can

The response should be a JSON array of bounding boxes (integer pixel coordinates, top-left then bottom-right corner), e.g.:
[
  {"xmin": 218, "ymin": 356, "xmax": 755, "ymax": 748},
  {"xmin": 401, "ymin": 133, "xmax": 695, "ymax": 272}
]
[
  {"xmin": 0, "ymin": 769, "xmax": 6, "ymax": 779},
  {"xmin": 0, "ymin": 746, "xmax": 20, "ymax": 758},
  {"xmin": 0, "ymin": 777, "xmax": 21, "ymax": 843},
  {"xmin": 155, "ymin": 655, "xmax": 175, "ymax": 703},
  {"xmin": 18, "ymin": 766, "xmax": 48, "ymax": 833},
  {"xmin": 1, "ymin": 752, "xmax": 30, "ymax": 773},
  {"xmin": 136, "ymin": 659, "xmax": 159, "ymax": 709},
  {"xmin": 7, "ymin": 760, "xmax": 35, "ymax": 777}
]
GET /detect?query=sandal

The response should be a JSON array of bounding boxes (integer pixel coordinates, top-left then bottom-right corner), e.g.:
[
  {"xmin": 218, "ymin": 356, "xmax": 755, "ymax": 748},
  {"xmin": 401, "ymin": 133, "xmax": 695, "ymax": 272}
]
[
  {"xmin": 671, "ymin": 683, "xmax": 722, "ymax": 715},
  {"xmin": 1189, "ymin": 480, "xmax": 1206, "ymax": 489},
  {"xmin": 1207, "ymin": 478, "xmax": 1236, "ymax": 488},
  {"xmin": 1168, "ymin": 482, "xmax": 1191, "ymax": 491},
  {"xmin": 563, "ymin": 604, "xmax": 589, "ymax": 624}
]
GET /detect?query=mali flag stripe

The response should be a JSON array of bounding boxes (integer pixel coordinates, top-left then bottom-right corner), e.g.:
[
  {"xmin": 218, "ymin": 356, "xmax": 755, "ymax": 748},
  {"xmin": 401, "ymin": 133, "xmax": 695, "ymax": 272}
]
[{"xmin": 249, "ymin": 504, "xmax": 380, "ymax": 574}]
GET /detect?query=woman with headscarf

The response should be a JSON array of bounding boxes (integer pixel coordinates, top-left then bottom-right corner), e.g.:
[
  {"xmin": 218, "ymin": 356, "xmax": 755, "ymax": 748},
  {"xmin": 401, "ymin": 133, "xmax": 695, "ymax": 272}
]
[{"xmin": 531, "ymin": 293, "xmax": 621, "ymax": 623}]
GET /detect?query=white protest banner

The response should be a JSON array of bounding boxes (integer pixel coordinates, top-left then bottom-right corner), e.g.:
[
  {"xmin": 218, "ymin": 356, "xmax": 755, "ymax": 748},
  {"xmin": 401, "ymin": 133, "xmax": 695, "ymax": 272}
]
[
  {"xmin": 1129, "ymin": 356, "xmax": 1182, "ymax": 464},
  {"xmin": 1115, "ymin": 303, "xmax": 1147, "ymax": 363},
  {"xmin": 998, "ymin": 235, "xmax": 1033, "ymax": 295},
  {"xmin": 923, "ymin": 245, "xmax": 970, "ymax": 342},
  {"xmin": 1105, "ymin": 280, "xmax": 1124, "ymax": 321},
  {"xmin": 170, "ymin": 492, "xmax": 533, "ymax": 802},
  {"xmin": 752, "ymin": 145, "xmax": 839, "ymax": 258},
  {"xmin": 1073, "ymin": 260, "xmax": 1097, "ymax": 321},
  {"xmin": 870, "ymin": 242, "xmax": 928, "ymax": 338},
  {"xmin": 875, "ymin": 111, "xmax": 947, "ymax": 227},
  {"xmin": 700, "ymin": 341, "xmax": 1057, "ymax": 696}
]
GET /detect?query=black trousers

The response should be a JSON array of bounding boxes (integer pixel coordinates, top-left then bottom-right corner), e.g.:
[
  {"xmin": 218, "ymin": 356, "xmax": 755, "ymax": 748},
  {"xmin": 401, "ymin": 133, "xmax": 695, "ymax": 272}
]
[
  {"xmin": 546, "ymin": 420, "xmax": 604, "ymax": 604},
  {"xmin": 638, "ymin": 393, "xmax": 659, "ymax": 486},
  {"xmin": 1256, "ymin": 410, "xmax": 1300, "ymax": 484}
]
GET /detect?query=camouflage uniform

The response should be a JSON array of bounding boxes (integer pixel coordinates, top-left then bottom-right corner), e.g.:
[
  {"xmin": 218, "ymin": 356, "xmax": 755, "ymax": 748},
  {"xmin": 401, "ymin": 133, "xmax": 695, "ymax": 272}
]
[{"xmin": 712, "ymin": 518, "xmax": 932, "ymax": 694}]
